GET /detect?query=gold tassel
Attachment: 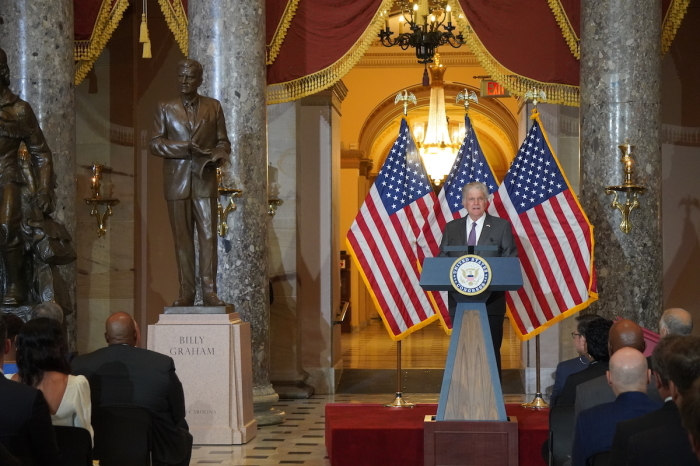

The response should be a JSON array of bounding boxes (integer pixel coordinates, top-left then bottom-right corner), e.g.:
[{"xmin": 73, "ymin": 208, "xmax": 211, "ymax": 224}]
[
  {"xmin": 139, "ymin": 13, "xmax": 149, "ymax": 43},
  {"xmin": 142, "ymin": 40, "xmax": 152, "ymax": 59}
]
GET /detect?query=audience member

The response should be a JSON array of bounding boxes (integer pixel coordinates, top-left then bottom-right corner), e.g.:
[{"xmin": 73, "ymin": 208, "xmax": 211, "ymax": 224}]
[
  {"xmin": 1, "ymin": 313, "xmax": 23, "ymax": 378},
  {"xmin": 556, "ymin": 317, "xmax": 613, "ymax": 406},
  {"xmin": 13, "ymin": 317, "xmax": 94, "ymax": 441},
  {"xmin": 0, "ymin": 311, "xmax": 61, "ymax": 465},
  {"xmin": 681, "ymin": 378, "xmax": 700, "ymax": 463},
  {"xmin": 575, "ymin": 318, "xmax": 661, "ymax": 415},
  {"xmin": 608, "ymin": 335, "xmax": 699, "ymax": 465},
  {"xmin": 550, "ymin": 314, "xmax": 601, "ymax": 405},
  {"xmin": 659, "ymin": 307, "xmax": 693, "ymax": 337},
  {"xmin": 571, "ymin": 348, "xmax": 661, "ymax": 466},
  {"xmin": 30, "ymin": 301, "xmax": 64, "ymax": 323},
  {"xmin": 619, "ymin": 336, "xmax": 700, "ymax": 465},
  {"xmin": 72, "ymin": 312, "xmax": 193, "ymax": 466}
]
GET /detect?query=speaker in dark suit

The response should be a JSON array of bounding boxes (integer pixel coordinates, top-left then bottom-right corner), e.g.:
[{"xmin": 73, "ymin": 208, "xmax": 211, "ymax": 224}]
[
  {"xmin": 71, "ymin": 313, "xmax": 193, "ymax": 466},
  {"xmin": 150, "ymin": 58, "xmax": 231, "ymax": 307},
  {"xmin": 0, "ymin": 376, "xmax": 61, "ymax": 466},
  {"xmin": 439, "ymin": 182, "xmax": 518, "ymax": 373}
]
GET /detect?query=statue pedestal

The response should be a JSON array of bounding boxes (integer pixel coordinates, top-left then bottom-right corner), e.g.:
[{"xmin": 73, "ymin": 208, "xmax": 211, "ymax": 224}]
[{"xmin": 147, "ymin": 311, "xmax": 257, "ymax": 444}]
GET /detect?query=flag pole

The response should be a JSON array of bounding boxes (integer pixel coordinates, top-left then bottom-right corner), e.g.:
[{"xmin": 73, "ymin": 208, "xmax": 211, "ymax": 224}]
[
  {"xmin": 522, "ymin": 334, "xmax": 549, "ymax": 408},
  {"xmin": 384, "ymin": 340, "xmax": 415, "ymax": 408}
]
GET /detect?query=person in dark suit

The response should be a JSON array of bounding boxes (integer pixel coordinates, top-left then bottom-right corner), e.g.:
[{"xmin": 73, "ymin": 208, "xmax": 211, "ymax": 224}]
[
  {"xmin": 681, "ymin": 378, "xmax": 700, "ymax": 463},
  {"xmin": 609, "ymin": 335, "xmax": 699, "ymax": 466},
  {"xmin": 549, "ymin": 314, "xmax": 601, "ymax": 406},
  {"xmin": 556, "ymin": 317, "xmax": 613, "ymax": 406},
  {"xmin": 439, "ymin": 181, "xmax": 518, "ymax": 373},
  {"xmin": 571, "ymin": 348, "xmax": 661, "ymax": 466},
  {"xmin": 71, "ymin": 312, "xmax": 192, "ymax": 466},
  {"xmin": 0, "ymin": 312, "xmax": 61, "ymax": 466},
  {"xmin": 150, "ymin": 58, "xmax": 231, "ymax": 307}
]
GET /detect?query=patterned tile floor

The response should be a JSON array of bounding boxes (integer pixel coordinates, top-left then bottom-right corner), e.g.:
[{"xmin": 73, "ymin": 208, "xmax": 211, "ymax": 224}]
[
  {"xmin": 189, "ymin": 394, "xmax": 528, "ymax": 465},
  {"xmin": 190, "ymin": 318, "xmax": 526, "ymax": 465}
]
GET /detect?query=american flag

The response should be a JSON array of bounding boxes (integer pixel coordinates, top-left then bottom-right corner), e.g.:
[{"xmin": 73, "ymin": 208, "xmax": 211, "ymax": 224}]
[
  {"xmin": 488, "ymin": 111, "xmax": 597, "ymax": 340},
  {"xmin": 347, "ymin": 119, "xmax": 441, "ymax": 340},
  {"xmin": 418, "ymin": 114, "xmax": 498, "ymax": 331}
]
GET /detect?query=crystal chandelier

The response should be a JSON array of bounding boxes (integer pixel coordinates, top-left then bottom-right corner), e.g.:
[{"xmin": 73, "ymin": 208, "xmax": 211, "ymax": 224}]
[
  {"xmin": 413, "ymin": 55, "xmax": 463, "ymax": 186},
  {"xmin": 378, "ymin": 0, "xmax": 464, "ymax": 65}
]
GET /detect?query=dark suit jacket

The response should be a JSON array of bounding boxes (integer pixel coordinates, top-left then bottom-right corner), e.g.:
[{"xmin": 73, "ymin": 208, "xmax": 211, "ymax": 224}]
[
  {"xmin": 439, "ymin": 214, "xmax": 518, "ymax": 316},
  {"xmin": 0, "ymin": 375, "xmax": 61, "ymax": 466},
  {"xmin": 150, "ymin": 95, "xmax": 231, "ymax": 200},
  {"xmin": 571, "ymin": 391, "xmax": 661, "ymax": 466},
  {"xmin": 556, "ymin": 360, "xmax": 609, "ymax": 406},
  {"xmin": 609, "ymin": 400, "xmax": 700, "ymax": 466},
  {"xmin": 550, "ymin": 356, "xmax": 589, "ymax": 406},
  {"xmin": 71, "ymin": 345, "xmax": 191, "ymax": 465}
]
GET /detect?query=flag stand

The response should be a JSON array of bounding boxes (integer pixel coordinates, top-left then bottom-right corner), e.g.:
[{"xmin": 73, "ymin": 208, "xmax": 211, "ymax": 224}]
[
  {"xmin": 522, "ymin": 334, "xmax": 549, "ymax": 408},
  {"xmin": 384, "ymin": 340, "xmax": 415, "ymax": 408}
]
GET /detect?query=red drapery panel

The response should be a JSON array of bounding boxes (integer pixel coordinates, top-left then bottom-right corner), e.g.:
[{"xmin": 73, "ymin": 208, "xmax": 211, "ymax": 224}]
[{"xmin": 74, "ymin": 0, "xmax": 109, "ymax": 40}]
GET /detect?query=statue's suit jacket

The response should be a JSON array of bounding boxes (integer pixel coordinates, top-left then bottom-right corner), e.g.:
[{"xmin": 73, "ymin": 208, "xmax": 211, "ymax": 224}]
[
  {"xmin": 438, "ymin": 214, "xmax": 518, "ymax": 316},
  {"xmin": 150, "ymin": 95, "xmax": 231, "ymax": 200}
]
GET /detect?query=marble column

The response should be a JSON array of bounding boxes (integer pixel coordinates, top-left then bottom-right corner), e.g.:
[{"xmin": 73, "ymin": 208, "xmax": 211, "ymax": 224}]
[
  {"xmin": 189, "ymin": 1, "xmax": 284, "ymax": 424},
  {"xmin": 580, "ymin": 0, "xmax": 662, "ymax": 329},
  {"xmin": 0, "ymin": 2, "xmax": 76, "ymax": 346}
]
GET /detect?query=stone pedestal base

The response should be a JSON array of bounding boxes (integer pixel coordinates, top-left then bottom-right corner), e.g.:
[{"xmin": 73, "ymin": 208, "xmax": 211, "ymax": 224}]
[{"xmin": 148, "ymin": 312, "xmax": 257, "ymax": 444}]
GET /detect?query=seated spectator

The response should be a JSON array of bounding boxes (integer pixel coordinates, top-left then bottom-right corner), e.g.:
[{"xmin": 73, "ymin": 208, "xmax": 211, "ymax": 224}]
[
  {"xmin": 30, "ymin": 301, "xmax": 64, "ymax": 323},
  {"xmin": 0, "ymin": 311, "xmax": 61, "ymax": 465},
  {"xmin": 575, "ymin": 318, "xmax": 662, "ymax": 416},
  {"xmin": 659, "ymin": 307, "xmax": 693, "ymax": 337},
  {"xmin": 556, "ymin": 317, "xmax": 613, "ymax": 406},
  {"xmin": 72, "ymin": 312, "xmax": 193, "ymax": 466},
  {"xmin": 13, "ymin": 317, "xmax": 93, "ymax": 441},
  {"xmin": 1, "ymin": 313, "xmax": 23, "ymax": 379},
  {"xmin": 681, "ymin": 378, "xmax": 700, "ymax": 463},
  {"xmin": 571, "ymin": 347, "xmax": 661, "ymax": 466},
  {"xmin": 550, "ymin": 313, "xmax": 601, "ymax": 406},
  {"xmin": 609, "ymin": 334, "xmax": 699, "ymax": 465},
  {"xmin": 618, "ymin": 336, "xmax": 700, "ymax": 465}
]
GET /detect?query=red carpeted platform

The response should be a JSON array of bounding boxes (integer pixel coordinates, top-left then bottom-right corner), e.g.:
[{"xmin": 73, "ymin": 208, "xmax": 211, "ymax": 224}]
[{"xmin": 325, "ymin": 403, "xmax": 548, "ymax": 466}]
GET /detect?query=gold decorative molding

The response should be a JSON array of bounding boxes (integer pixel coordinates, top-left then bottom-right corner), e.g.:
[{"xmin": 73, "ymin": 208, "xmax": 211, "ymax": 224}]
[
  {"xmin": 299, "ymin": 80, "xmax": 349, "ymax": 114},
  {"xmin": 341, "ymin": 149, "xmax": 374, "ymax": 177},
  {"xmin": 357, "ymin": 47, "xmax": 480, "ymax": 69}
]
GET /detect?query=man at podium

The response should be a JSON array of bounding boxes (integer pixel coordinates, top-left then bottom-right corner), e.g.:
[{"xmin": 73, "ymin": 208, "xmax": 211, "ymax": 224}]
[{"xmin": 439, "ymin": 182, "xmax": 518, "ymax": 374}]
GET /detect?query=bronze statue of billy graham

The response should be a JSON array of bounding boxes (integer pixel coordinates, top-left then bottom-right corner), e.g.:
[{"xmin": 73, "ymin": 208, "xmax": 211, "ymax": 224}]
[{"xmin": 150, "ymin": 58, "xmax": 230, "ymax": 307}]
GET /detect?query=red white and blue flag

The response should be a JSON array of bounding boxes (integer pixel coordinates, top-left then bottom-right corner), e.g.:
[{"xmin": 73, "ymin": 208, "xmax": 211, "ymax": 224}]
[
  {"xmin": 346, "ymin": 119, "xmax": 441, "ymax": 340},
  {"xmin": 418, "ymin": 114, "xmax": 498, "ymax": 331},
  {"xmin": 488, "ymin": 110, "xmax": 597, "ymax": 340}
]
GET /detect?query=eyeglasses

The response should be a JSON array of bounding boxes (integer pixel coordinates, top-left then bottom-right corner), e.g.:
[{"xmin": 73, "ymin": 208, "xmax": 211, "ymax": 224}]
[{"xmin": 571, "ymin": 332, "xmax": 583, "ymax": 339}]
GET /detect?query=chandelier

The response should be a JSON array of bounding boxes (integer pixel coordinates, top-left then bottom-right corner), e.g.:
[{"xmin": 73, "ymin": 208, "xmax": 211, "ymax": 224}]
[
  {"xmin": 413, "ymin": 55, "xmax": 464, "ymax": 186},
  {"xmin": 378, "ymin": 1, "xmax": 464, "ymax": 65}
]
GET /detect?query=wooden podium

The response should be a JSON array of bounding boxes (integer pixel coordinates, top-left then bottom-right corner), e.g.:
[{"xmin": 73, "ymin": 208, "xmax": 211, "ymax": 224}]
[{"xmin": 420, "ymin": 253, "xmax": 522, "ymax": 466}]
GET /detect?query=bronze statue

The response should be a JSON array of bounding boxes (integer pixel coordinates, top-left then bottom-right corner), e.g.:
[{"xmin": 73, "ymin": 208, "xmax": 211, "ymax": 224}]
[
  {"xmin": 150, "ymin": 59, "xmax": 230, "ymax": 307},
  {"xmin": 0, "ymin": 47, "xmax": 73, "ymax": 313}
]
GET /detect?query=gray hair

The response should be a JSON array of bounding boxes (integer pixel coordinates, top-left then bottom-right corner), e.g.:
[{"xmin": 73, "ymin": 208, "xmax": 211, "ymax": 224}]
[
  {"xmin": 30, "ymin": 301, "xmax": 64, "ymax": 323},
  {"xmin": 461, "ymin": 182, "xmax": 489, "ymax": 203},
  {"xmin": 660, "ymin": 308, "xmax": 693, "ymax": 336}
]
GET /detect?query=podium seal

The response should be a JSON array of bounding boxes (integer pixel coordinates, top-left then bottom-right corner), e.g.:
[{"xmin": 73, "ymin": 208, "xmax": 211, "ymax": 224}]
[{"xmin": 449, "ymin": 255, "xmax": 492, "ymax": 295}]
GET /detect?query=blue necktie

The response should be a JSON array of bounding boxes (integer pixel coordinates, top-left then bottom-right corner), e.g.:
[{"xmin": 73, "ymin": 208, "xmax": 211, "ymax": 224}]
[{"xmin": 468, "ymin": 221, "xmax": 477, "ymax": 246}]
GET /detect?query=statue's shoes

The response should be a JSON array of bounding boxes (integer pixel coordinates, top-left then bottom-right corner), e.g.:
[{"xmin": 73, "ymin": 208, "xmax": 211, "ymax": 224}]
[
  {"xmin": 203, "ymin": 292, "xmax": 225, "ymax": 307},
  {"xmin": 172, "ymin": 296, "xmax": 194, "ymax": 307}
]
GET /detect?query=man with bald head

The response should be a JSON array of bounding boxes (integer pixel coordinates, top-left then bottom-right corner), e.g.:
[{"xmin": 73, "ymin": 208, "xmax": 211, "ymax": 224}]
[
  {"xmin": 72, "ymin": 312, "xmax": 192, "ymax": 466},
  {"xmin": 575, "ymin": 318, "xmax": 662, "ymax": 415},
  {"xmin": 571, "ymin": 348, "xmax": 661, "ymax": 466},
  {"xmin": 660, "ymin": 307, "xmax": 693, "ymax": 337}
]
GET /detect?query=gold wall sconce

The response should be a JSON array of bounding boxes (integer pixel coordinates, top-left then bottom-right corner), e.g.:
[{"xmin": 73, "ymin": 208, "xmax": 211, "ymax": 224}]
[
  {"xmin": 605, "ymin": 141, "xmax": 646, "ymax": 234},
  {"xmin": 216, "ymin": 167, "xmax": 242, "ymax": 237},
  {"xmin": 84, "ymin": 163, "xmax": 119, "ymax": 237},
  {"xmin": 268, "ymin": 198, "xmax": 283, "ymax": 217}
]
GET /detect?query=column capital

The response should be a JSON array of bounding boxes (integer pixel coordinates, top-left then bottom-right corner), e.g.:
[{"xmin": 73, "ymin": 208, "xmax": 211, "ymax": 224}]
[
  {"xmin": 300, "ymin": 80, "xmax": 348, "ymax": 114},
  {"xmin": 341, "ymin": 149, "xmax": 373, "ymax": 178}
]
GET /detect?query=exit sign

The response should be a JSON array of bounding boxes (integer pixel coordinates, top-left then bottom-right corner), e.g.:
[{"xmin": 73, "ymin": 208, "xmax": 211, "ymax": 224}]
[{"xmin": 480, "ymin": 80, "xmax": 510, "ymax": 98}]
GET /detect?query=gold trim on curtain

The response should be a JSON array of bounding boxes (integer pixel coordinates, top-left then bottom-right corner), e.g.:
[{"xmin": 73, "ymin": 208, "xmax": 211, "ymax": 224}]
[
  {"xmin": 74, "ymin": 0, "xmax": 130, "ymax": 85},
  {"xmin": 547, "ymin": 0, "xmax": 580, "ymax": 59},
  {"xmin": 157, "ymin": 0, "xmax": 188, "ymax": 57},
  {"xmin": 267, "ymin": 0, "xmax": 301, "ymax": 65},
  {"xmin": 662, "ymin": 0, "xmax": 691, "ymax": 54},
  {"xmin": 449, "ymin": 0, "xmax": 580, "ymax": 107},
  {"xmin": 267, "ymin": 0, "xmax": 396, "ymax": 105}
]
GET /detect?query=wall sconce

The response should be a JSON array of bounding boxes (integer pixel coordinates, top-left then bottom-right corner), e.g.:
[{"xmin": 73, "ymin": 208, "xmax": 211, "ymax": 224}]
[
  {"xmin": 268, "ymin": 198, "xmax": 283, "ymax": 217},
  {"xmin": 84, "ymin": 163, "xmax": 119, "ymax": 237},
  {"xmin": 605, "ymin": 141, "xmax": 646, "ymax": 234},
  {"xmin": 216, "ymin": 167, "xmax": 242, "ymax": 237}
]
